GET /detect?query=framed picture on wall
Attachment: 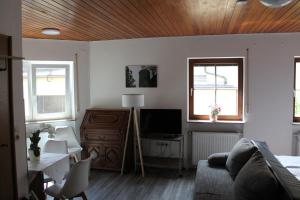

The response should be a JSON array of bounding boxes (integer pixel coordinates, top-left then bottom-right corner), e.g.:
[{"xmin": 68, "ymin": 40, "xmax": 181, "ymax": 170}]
[{"xmin": 125, "ymin": 65, "xmax": 157, "ymax": 88}]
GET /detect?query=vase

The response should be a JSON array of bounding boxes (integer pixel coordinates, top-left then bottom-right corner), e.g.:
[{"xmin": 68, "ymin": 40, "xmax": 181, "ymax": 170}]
[
  {"xmin": 28, "ymin": 149, "xmax": 40, "ymax": 161},
  {"xmin": 210, "ymin": 115, "xmax": 218, "ymax": 122},
  {"xmin": 48, "ymin": 132, "xmax": 55, "ymax": 138}
]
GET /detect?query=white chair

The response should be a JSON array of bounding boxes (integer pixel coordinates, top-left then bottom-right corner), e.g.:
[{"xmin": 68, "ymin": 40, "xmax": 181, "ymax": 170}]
[
  {"xmin": 43, "ymin": 140, "xmax": 69, "ymax": 188},
  {"xmin": 55, "ymin": 127, "xmax": 83, "ymax": 162},
  {"xmin": 43, "ymin": 140, "xmax": 68, "ymax": 154},
  {"xmin": 45, "ymin": 157, "xmax": 92, "ymax": 200}
]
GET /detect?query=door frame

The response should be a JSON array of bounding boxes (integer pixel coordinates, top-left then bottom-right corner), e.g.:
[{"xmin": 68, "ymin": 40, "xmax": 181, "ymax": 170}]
[{"xmin": 0, "ymin": 33, "xmax": 18, "ymax": 199}]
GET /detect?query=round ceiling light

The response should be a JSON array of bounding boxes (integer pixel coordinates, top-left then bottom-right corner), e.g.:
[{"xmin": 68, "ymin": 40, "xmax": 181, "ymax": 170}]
[
  {"xmin": 260, "ymin": 0, "xmax": 294, "ymax": 8},
  {"xmin": 41, "ymin": 28, "xmax": 61, "ymax": 35}
]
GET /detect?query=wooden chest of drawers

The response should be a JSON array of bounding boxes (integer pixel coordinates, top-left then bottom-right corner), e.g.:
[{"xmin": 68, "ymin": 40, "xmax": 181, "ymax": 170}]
[{"xmin": 80, "ymin": 109, "xmax": 132, "ymax": 171}]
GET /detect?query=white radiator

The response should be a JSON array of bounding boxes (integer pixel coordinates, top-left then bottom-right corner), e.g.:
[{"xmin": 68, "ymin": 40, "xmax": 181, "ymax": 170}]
[{"xmin": 192, "ymin": 132, "xmax": 241, "ymax": 165}]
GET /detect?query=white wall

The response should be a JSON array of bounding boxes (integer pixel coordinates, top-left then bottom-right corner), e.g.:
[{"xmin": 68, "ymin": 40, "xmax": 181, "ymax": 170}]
[
  {"xmin": 22, "ymin": 39, "xmax": 90, "ymax": 138},
  {"xmin": 89, "ymin": 33, "xmax": 300, "ymax": 159},
  {"xmin": 23, "ymin": 33, "xmax": 300, "ymax": 167},
  {"xmin": 0, "ymin": 0, "xmax": 28, "ymax": 198}
]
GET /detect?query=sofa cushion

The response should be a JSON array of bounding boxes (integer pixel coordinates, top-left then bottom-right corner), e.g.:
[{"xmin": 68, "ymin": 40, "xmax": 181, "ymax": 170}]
[
  {"xmin": 254, "ymin": 140, "xmax": 300, "ymax": 200},
  {"xmin": 226, "ymin": 138, "xmax": 257, "ymax": 179},
  {"xmin": 208, "ymin": 152, "xmax": 229, "ymax": 167},
  {"xmin": 194, "ymin": 160, "xmax": 235, "ymax": 200},
  {"xmin": 234, "ymin": 150, "xmax": 278, "ymax": 200}
]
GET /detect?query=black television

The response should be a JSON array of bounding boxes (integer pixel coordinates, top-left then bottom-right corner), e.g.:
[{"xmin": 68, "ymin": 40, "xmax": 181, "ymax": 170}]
[{"xmin": 140, "ymin": 109, "xmax": 182, "ymax": 137}]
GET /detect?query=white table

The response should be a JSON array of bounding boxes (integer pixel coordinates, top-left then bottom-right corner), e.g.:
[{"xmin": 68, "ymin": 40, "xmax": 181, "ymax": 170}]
[{"xmin": 28, "ymin": 153, "xmax": 70, "ymax": 183}]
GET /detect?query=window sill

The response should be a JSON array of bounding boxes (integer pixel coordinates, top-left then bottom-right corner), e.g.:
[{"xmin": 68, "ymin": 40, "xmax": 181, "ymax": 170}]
[
  {"xmin": 25, "ymin": 118, "xmax": 76, "ymax": 125},
  {"xmin": 187, "ymin": 119, "xmax": 246, "ymax": 124}
]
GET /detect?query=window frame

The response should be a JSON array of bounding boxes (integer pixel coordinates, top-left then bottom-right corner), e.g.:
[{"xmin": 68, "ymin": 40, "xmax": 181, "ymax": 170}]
[
  {"xmin": 23, "ymin": 60, "xmax": 75, "ymax": 122},
  {"xmin": 188, "ymin": 58, "xmax": 244, "ymax": 121},
  {"xmin": 293, "ymin": 58, "xmax": 300, "ymax": 122}
]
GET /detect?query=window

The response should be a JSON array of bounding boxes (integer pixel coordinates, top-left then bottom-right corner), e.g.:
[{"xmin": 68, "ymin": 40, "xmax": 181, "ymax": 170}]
[
  {"xmin": 188, "ymin": 58, "xmax": 244, "ymax": 121},
  {"xmin": 23, "ymin": 60, "xmax": 75, "ymax": 122},
  {"xmin": 294, "ymin": 58, "xmax": 300, "ymax": 122}
]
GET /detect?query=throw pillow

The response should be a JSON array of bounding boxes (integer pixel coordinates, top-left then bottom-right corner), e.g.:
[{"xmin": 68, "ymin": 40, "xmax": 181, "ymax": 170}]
[
  {"xmin": 226, "ymin": 138, "xmax": 257, "ymax": 179},
  {"xmin": 208, "ymin": 152, "xmax": 229, "ymax": 167},
  {"xmin": 234, "ymin": 150, "xmax": 278, "ymax": 200}
]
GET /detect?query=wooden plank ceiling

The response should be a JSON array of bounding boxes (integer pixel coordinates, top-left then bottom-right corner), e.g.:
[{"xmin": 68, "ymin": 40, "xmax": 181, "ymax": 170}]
[{"xmin": 22, "ymin": 0, "xmax": 300, "ymax": 41}]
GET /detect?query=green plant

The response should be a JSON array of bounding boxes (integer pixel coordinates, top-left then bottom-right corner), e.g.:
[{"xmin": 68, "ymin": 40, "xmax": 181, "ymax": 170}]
[{"xmin": 29, "ymin": 130, "xmax": 41, "ymax": 157}]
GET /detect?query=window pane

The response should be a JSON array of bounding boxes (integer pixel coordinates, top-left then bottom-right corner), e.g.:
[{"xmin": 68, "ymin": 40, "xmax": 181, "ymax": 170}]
[
  {"xmin": 216, "ymin": 89, "xmax": 238, "ymax": 115},
  {"xmin": 216, "ymin": 66, "xmax": 238, "ymax": 115},
  {"xmin": 23, "ymin": 68, "xmax": 29, "ymax": 118},
  {"xmin": 194, "ymin": 66, "xmax": 215, "ymax": 89},
  {"xmin": 194, "ymin": 66, "xmax": 216, "ymax": 115},
  {"xmin": 296, "ymin": 63, "xmax": 300, "ymax": 89},
  {"xmin": 35, "ymin": 68, "xmax": 66, "ymax": 95},
  {"xmin": 296, "ymin": 63, "xmax": 300, "ymax": 117},
  {"xmin": 34, "ymin": 68, "xmax": 66, "ymax": 114},
  {"xmin": 194, "ymin": 89, "xmax": 215, "ymax": 115},
  {"xmin": 193, "ymin": 65, "xmax": 239, "ymax": 116},
  {"xmin": 37, "ymin": 96, "xmax": 65, "ymax": 113},
  {"xmin": 216, "ymin": 66, "xmax": 238, "ymax": 88}
]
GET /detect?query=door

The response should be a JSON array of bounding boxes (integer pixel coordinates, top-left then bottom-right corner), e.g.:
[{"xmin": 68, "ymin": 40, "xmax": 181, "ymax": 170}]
[{"xmin": 0, "ymin": 34, "xmax": 17, "ymax": 199}]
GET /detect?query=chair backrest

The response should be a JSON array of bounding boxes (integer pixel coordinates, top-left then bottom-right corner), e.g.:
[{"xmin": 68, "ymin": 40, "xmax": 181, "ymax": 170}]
[
  {"xmin": 55, "ymin": 127, "xmax": 81, "ymax": 149},
  {"xmin": 43, "ymin": 140, "xmax": 68, "ymax": 154},
  {"xmin": 61, "ymin": 157, "xmax": 92, "ymax": 198}
]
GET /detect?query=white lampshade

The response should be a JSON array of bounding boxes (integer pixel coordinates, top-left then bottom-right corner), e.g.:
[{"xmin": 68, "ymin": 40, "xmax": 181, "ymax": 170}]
[
  {"xmin": 122, "ymin": 94, "xmax": 144, "ymax": 108},
  {"xmin": 260, "ymin": 0, "xmax": 294, "ymax": 8}
]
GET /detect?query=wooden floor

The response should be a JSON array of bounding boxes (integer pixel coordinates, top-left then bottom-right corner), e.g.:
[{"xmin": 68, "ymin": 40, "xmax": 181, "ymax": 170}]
[{"xmin": 47, "ymin": 168, "xmax": 195, "ymax": 200}]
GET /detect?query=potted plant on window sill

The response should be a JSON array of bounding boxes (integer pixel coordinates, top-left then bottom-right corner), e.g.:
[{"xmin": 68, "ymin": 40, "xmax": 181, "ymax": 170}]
[
  {"xmin": 28, "ymin": 130, "xmax": 41, "ymax": 161},
  {"xmin": 210, "ymin": 105, "xmax": 221, "ymax": 122}
]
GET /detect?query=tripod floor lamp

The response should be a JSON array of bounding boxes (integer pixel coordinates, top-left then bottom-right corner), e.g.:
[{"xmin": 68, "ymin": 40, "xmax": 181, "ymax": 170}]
[{"xmin": 121, "ymin": 94, "xmax": 145, "ymax": 177}]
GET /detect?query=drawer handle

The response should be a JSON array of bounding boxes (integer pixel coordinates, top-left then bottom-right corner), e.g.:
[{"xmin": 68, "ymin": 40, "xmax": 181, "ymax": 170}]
[{"xmin": 0, "ymin": 144, "xmax": 8, "ymax": 148}]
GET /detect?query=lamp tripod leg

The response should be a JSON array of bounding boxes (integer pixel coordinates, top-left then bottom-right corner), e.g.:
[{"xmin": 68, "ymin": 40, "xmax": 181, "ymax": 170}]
[
  {"xmin": 121, "ymin": 108, "xmax": 132, "ymax": 175},
  {"xmin": 134, "ymin": 108, "xmax": 145, "ymax": 177}
]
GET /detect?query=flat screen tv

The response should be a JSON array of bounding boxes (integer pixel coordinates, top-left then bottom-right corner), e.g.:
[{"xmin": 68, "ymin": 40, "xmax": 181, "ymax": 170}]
[{"xmin": 140, "ymin": 109, "xmax": 182, "ymax": 137}]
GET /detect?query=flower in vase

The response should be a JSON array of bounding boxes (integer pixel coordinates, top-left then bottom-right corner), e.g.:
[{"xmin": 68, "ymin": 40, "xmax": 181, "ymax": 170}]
[{"xmin": 210, "ymin": 105, "xmax": 221, "ymax": 117}]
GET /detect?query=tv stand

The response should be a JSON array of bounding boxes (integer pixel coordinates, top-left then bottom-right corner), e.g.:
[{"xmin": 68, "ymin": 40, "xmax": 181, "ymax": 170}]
[
  {"xmin": 142, "ymin": 134, "xmax": 181, "ymax": 139},
  {"xmin": 136, "ymin": 134, "xmax": 184, "ymax": 176}
]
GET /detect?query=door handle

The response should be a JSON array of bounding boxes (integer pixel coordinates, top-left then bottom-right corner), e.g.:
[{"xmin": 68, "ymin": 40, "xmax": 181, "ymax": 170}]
[{"xmin": 0, "ymin": 144, "xmax": 8, "ymax": 148}]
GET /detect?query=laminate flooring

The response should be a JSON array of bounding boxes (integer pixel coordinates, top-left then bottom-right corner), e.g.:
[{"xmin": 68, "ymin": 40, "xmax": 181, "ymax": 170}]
[{"xmin": 47, "ymin": 168, "xmax": 195, "ymax": 200}]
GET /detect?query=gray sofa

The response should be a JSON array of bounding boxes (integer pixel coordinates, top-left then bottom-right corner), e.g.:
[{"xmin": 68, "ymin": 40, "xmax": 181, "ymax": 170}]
[{"xmin": 194, "ymin": 140, "xmax": 300, "ymax": 200}]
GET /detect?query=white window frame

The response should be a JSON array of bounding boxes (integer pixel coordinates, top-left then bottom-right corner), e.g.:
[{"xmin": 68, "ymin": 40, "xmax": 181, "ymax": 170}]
[{"xmin": 23, "ymin": 60, "xmax": 75, "ymax": 122}]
